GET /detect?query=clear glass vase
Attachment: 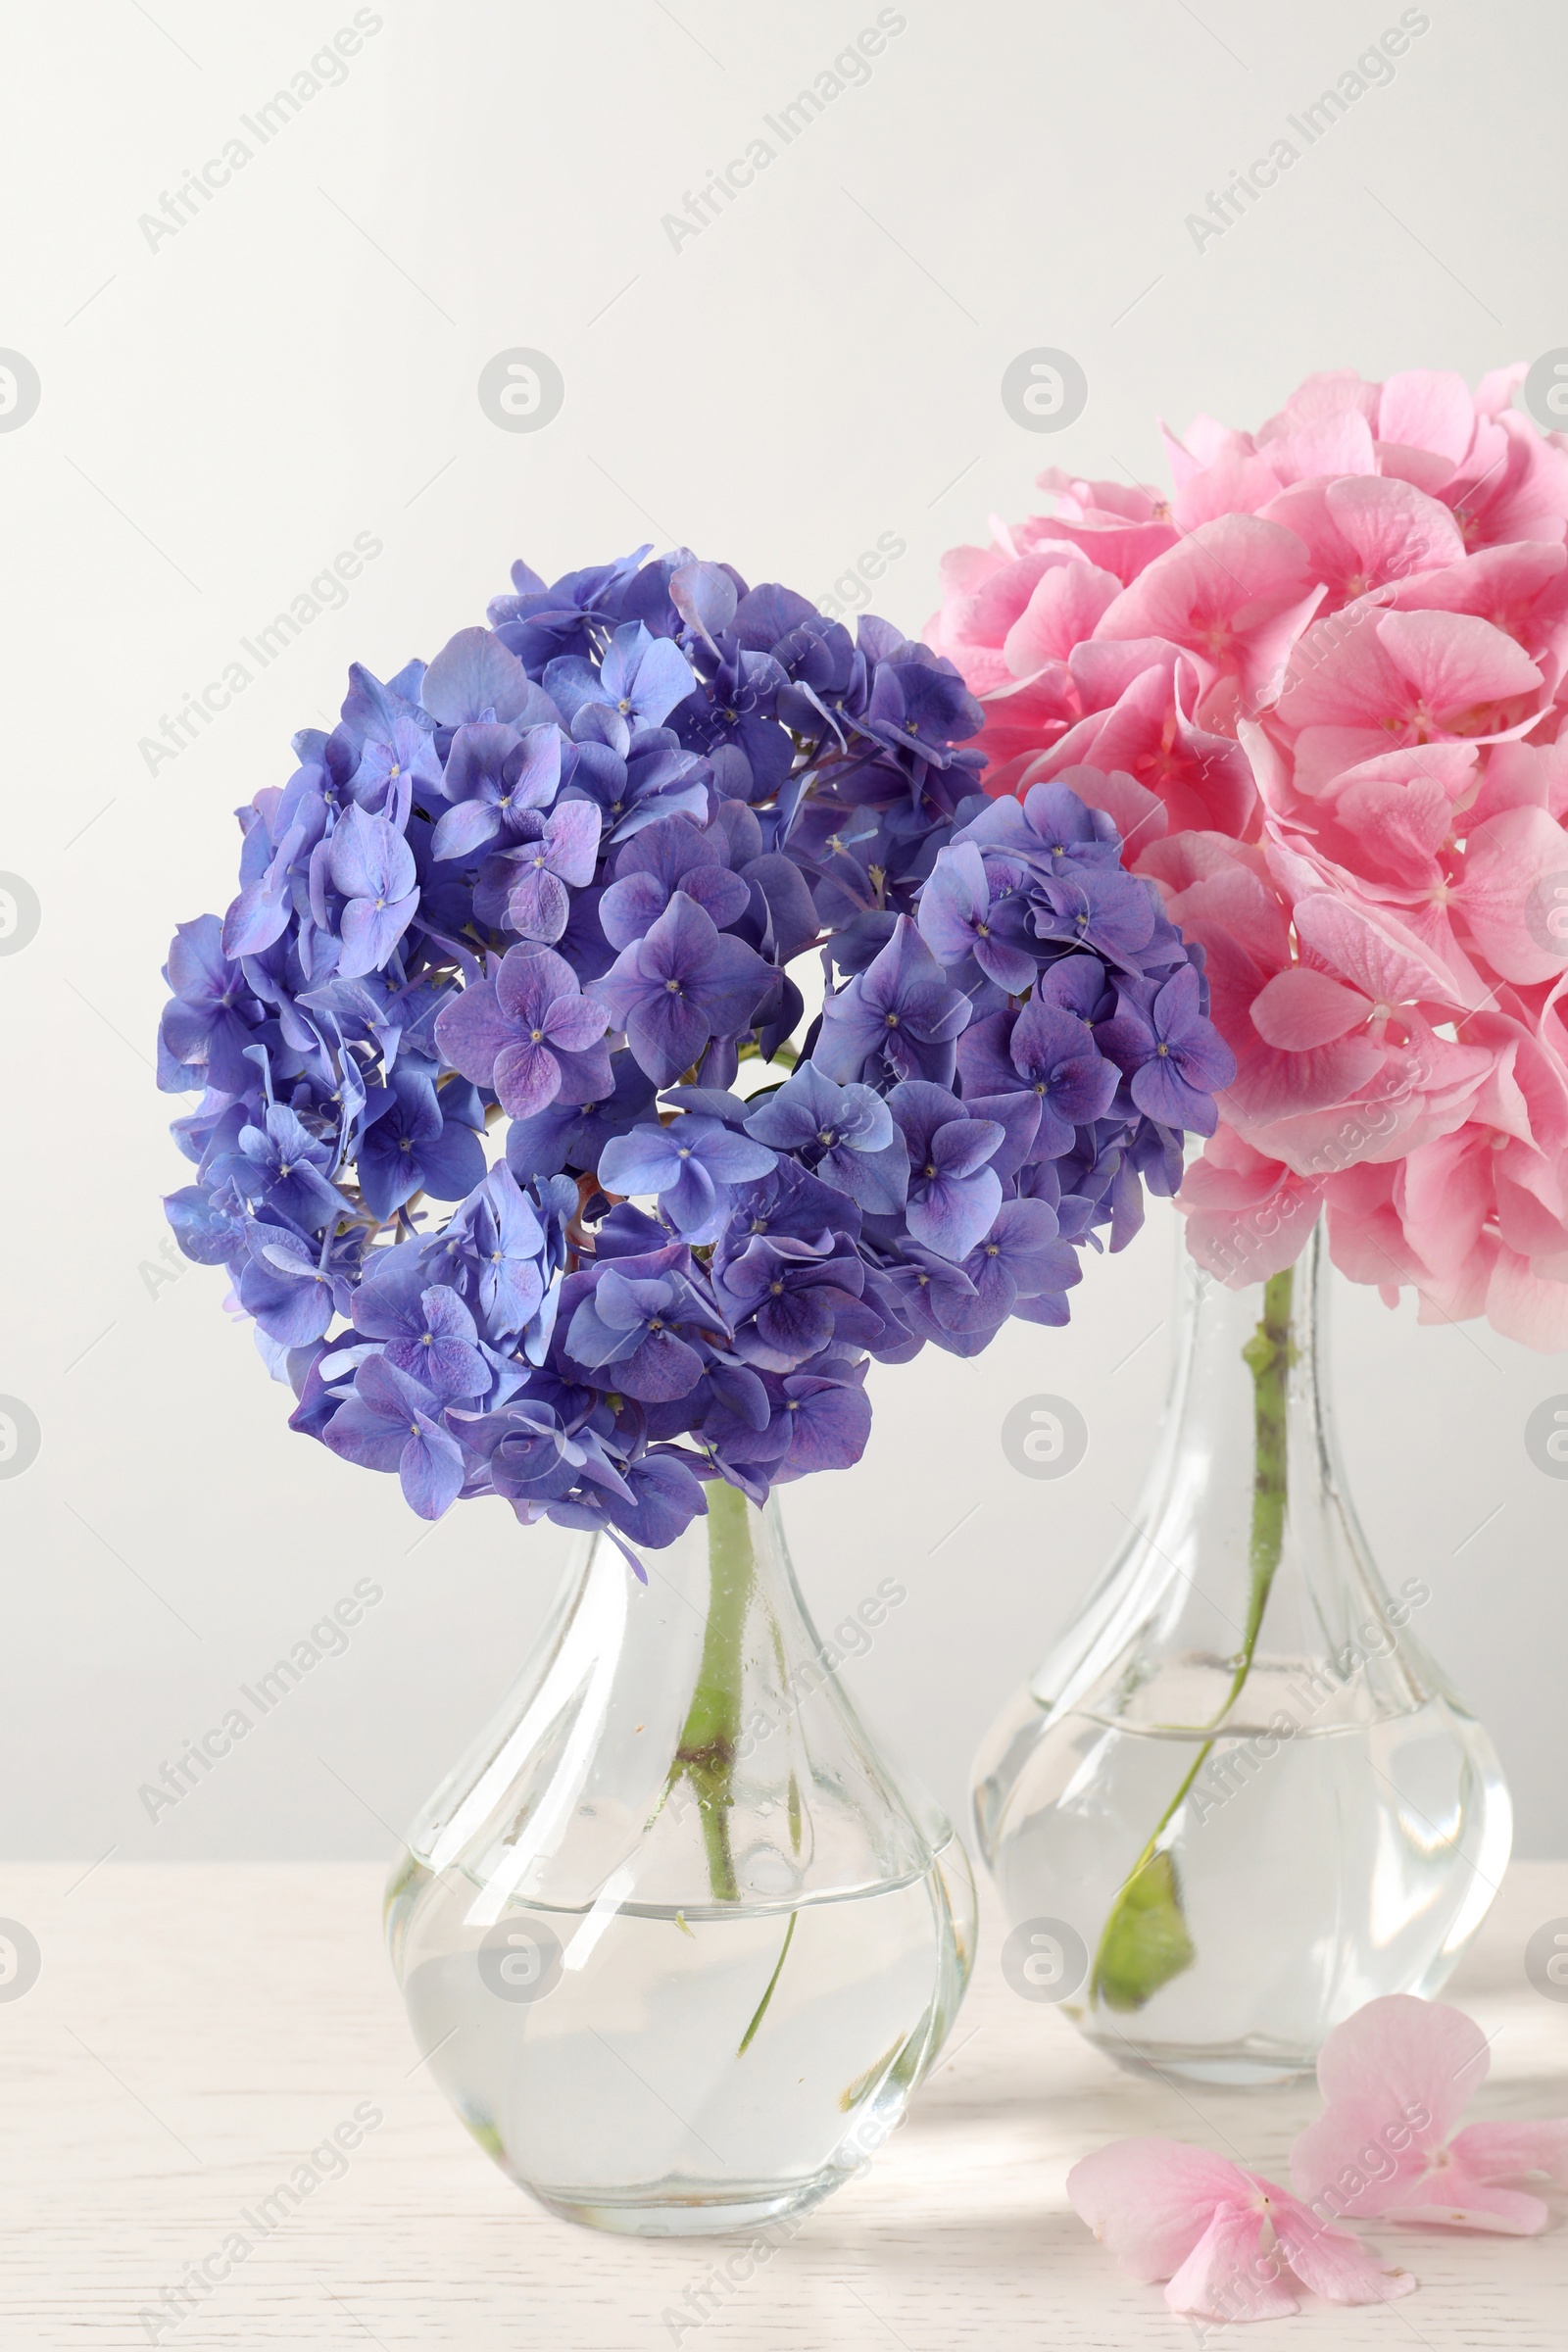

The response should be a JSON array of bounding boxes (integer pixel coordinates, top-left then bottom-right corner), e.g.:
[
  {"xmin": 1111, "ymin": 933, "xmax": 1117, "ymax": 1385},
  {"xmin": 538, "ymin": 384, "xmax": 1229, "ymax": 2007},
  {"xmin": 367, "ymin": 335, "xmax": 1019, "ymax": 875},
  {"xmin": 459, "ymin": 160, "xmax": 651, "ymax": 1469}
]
[
  {"xmin": 386, "ymin": 1480, "xmax": 976, "ymax": 2233},
  {"xmin": 972, "ymin": 1218, "xmax": 1511, "ymax": 2086}
]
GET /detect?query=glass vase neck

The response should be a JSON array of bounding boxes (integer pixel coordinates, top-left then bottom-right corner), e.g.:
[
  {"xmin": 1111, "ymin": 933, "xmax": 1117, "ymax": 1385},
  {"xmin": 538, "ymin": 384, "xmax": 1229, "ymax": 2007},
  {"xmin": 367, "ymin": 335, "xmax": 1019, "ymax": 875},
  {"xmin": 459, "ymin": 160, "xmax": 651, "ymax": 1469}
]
[{"xmin": 1026, "ymin": 1215, "xmax": 1436, "ymax": 1731}]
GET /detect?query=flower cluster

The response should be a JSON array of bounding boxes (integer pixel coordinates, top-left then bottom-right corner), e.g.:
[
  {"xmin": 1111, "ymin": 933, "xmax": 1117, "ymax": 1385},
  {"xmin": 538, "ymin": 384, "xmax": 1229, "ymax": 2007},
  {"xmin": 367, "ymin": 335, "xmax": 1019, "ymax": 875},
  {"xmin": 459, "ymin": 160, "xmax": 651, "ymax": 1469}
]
[
  {"xmin": 160, "ymin": 547, "xmax": 1230, "ymax": 1550},
  {"xmin": 929, "ymin": 367, "xmax": 1568, "ymax": 1347}
]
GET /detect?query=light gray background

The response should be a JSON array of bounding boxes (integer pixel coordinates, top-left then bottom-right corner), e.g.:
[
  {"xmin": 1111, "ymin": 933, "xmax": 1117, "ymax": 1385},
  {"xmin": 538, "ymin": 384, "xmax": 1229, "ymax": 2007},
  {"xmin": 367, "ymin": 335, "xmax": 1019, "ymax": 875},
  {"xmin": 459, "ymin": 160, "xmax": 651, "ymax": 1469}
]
[{"xmin": 2, "ymin": 0, "xmax": 1564, "ymax": 1866}]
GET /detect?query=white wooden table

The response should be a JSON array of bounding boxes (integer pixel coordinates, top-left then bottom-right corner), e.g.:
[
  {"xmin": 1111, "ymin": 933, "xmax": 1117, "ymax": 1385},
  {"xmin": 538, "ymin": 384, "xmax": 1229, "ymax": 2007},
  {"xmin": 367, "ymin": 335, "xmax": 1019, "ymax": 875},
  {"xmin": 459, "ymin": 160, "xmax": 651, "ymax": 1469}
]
[{"xmin": 3, "ymin": 1861, "xmax": 1565, "ymax": 2348}]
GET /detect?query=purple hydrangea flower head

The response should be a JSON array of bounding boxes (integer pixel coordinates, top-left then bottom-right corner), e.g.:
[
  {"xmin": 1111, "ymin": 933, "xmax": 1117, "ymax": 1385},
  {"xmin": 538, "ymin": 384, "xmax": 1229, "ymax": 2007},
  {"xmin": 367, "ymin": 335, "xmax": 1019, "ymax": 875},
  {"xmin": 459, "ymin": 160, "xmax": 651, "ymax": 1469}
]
[
  {"xmin": 349, "ymin": 1249, "xmax": 489, "ymax": 1392},
  {"xmin": 957, "ymin": 1197, "xmax": 1080, "ymax": 1326},
  {"xmin": 713, "ymin": 1231, "xmax": 880, "ymax": 1374},
  {"xmin": 238, "ymin": 1219, "xmax": 362, "ymax": 1348},
  {"xmin": 159, "ymin": 917, "xmax": 263, "ymax": 1094},
  {"xmin": 504, "ymin": 1049, "xmax": 658, "ymax": 1180},
  {"xmin": 561, "ymin": 1244, "xmax": 724, "ymax": 1402},
  {"xmin": 858, "ymin": 642, "xmax": 985, "ymax": 769},
  {"xmin": 487, "ymin": 551, "xmax": 651, "ymax": 672},
  {"xmin": 420, "ymin": 626, "xmax": 546, "ymax": 729},
  {"xmin": 564, "ymin": 719, "xmax": 711, "ymax": 843},
  {"xmin": 381, "ymin": 1283, "xmax": 492, "ymax": 1399},
  {"xmin": 503, "ymin": 800, "xmax": 604, "ymax": 944},
  {"xmin": 161, "ymin": 545, "xmax": 1231, "ymax": 1544},
  {"xmin": 215, "ymin": 1102, "xmax": 346, "ymax": 1231},
  {"xmin": 1030, "ymin": 864, "xmax": 1158, "ymax": 969},
  {"xmin": 333, "ymin": 663, "xmax": 444, "ymax": 813},
  {"xmin": 764, "ymin": 1369, "xmax": 873, "ymax": 1480},
  {"xmin": 453, "ymin": 1397, "xmax": 623, "ymax": 1515},
  {"xmin": 421, "ymin": 1165, "xmax": 551, "ymax": 1349},
  {"xmin": 666, "ymin": 560, "xmax": 739, "ymax": 648}
]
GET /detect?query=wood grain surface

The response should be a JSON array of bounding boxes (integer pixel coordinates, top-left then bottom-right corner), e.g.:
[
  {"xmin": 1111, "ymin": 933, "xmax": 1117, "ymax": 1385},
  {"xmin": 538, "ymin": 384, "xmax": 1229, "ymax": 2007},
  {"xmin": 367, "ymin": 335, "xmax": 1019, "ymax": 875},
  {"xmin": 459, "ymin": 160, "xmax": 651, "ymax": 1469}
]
[{"xmin": 2, "ymin": 1860, "xmax": 1565, "ymax": 2349}]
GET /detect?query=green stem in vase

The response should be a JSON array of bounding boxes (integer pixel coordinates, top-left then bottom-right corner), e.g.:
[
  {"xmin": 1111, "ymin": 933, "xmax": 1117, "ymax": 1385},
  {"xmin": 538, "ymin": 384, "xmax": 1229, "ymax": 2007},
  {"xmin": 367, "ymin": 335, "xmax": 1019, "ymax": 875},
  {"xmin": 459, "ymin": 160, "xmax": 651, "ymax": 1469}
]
[
  {"xmin": 671, "ymin": 1478, "xmax": 756, "ymax": 1906},
  {"xmin": 1090, "ymin": 1267, "xmax": 1297, "ymax": 2014}
]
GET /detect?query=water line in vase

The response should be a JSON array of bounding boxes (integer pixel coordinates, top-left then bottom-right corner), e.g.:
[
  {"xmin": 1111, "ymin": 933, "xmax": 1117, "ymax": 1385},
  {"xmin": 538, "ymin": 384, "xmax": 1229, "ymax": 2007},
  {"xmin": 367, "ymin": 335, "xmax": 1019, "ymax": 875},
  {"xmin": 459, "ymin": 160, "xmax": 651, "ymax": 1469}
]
[{"xmin": 1089, "ymin": 1264, "xmax": 1297, "ymax": 2014}]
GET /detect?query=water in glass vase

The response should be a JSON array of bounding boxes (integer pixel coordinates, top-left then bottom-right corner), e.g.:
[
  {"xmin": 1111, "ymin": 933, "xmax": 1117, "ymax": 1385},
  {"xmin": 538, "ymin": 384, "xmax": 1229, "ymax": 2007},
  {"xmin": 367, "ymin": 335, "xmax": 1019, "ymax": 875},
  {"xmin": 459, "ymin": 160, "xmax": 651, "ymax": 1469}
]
[
  {"xmin": 973, "ymin": 1220, "xmax": 1510, "ymax": 2086},
  {"xmin": 388, "ymin": 1482, "xmax": 976, "ymax": 2232},
  {"xmin": 391, "ymin": 1844, "xmax": 970, "ymax": 2230},
  {"xmin": 990, "ymin": 1657, "xmax": 1505, "ymax": 2084}
]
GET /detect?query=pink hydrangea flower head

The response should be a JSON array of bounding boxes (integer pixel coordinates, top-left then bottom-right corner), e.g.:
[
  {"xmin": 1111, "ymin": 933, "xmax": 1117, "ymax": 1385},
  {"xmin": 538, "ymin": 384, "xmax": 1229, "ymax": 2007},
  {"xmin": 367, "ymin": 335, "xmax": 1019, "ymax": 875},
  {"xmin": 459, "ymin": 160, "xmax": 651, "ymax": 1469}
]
[{"xmin": 932, "ymin": 361, "xmax": 1568, "ymax": 1344}]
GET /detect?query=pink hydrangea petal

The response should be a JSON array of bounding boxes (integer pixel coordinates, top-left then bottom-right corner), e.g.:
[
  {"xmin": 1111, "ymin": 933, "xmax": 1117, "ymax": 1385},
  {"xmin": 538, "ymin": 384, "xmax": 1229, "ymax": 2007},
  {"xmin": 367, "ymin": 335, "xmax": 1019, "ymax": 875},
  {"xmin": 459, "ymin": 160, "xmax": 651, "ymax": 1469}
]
[
  {"xmin": 1169, "ymin": 434, "xmax": 1283, "ymax": 531},
  {"xmin": 1375, "ymin": 609, "xmax": 1544, "ymax": 716},
  {"xmin": 1449, "ymin": 2117, "xmax": 1568, "ymax": 2187},
  {"xmin": 1484, "ymin": 1246, "xmax": 1568, "ymax": 1349},
  {"xmin": 1003, "ymin": 560, "xmax": 1121, "ymax": 676},
  {"xmin": 1291, "ymin": 894, "xmax": 1455, "ymax": 1011},
  {"xmin": 1065, "ymin": 764, "xmax": 1167, "ymax": 858},
  {"xmin": 1456, "ymin": 803, "xmax": 1568, "ymax": 983},
  {"xmin": 1317, "ymin": 1995, "xmax": 1489, "ymax": 2124},
  {"xmin": 1276, "ymin": 611, "xmax": 1414, "ymax": 734},
  {"xmin": 1378, "ymin": 368, "xmax": 1477, "ymax": 469},
  {"xmin": 1163, "ymin": 2203, "xmax": 1298, "ymax": 2324},
  {"xmin": 1325, "ymin": 474, "xmax": 1467, "ymax": 581},
  {"xmin": 1267, "ymin": 409, "xmax": 1380, "ymax": 485},
  {"xmin": 1390, "ymin": 2164, "xmax": 1550, "ymax": 2235},
  {"xmin": 1292, "ymin": 1996, "xmax": 1487, "ymax": 2222},
  {"xmin": 1269, "ymin": 2196, "xmax": 1419, "ymax": 2303},
  {"xmin": 1250, "ymin": 967, "xmax": 1370, "ymax": 1050},
  {"xmin": 1095, "ymin": 514, "xmax": 1321, "ymax": 707},
  {"xmin": 1292, "ymin": 2102, "xmax": 1448, "ymax": 2223},
  {"xmin": 1065, "ymin": 2138, "xmax": 1250, "ymax": 2281}
]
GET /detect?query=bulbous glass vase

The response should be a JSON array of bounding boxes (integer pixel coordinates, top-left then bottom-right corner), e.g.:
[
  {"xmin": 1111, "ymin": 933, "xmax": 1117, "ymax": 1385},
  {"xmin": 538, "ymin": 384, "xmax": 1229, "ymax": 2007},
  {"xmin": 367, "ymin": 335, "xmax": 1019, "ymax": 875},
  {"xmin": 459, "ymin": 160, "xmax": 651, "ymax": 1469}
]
[
  {"xmin": 973, "ymin": 1219, "xmax": 1511, "ymax": 2086},
  {"xmin": 386, "ymin": 1481, "xmax": 975, "ymax": 2233}
]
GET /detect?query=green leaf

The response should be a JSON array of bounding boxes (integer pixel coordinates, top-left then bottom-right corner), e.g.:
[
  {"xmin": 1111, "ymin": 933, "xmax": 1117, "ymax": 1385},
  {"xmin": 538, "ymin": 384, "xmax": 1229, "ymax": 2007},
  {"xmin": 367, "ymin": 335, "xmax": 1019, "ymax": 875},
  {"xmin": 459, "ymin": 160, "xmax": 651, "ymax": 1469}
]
[{"xmin": 1091, "ymin": 1848, "xmax": 1197, "ymax": 2013}]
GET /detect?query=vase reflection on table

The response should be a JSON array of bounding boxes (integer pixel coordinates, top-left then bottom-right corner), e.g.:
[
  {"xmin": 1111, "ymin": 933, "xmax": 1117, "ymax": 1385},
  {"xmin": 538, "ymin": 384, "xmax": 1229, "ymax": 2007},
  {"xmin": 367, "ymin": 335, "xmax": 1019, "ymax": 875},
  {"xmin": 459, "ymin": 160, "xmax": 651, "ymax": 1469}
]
[
  {"xmin": 973, "ymin": 1218, "xmax": 1511, "ymax": 2087},
  {"xmin": 387, "ymin": 1481, "xmax": 975, "ymax": 2234}
]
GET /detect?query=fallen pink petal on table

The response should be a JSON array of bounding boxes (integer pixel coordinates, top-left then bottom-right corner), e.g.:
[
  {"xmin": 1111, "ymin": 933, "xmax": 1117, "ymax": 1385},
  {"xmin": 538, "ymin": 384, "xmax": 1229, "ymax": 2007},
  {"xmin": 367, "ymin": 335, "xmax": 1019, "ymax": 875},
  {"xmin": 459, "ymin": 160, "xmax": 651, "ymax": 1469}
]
[
  {"xmin": 1291, "ymin": 1994, "xmax": 1568, "ymax": 2234},
  {"xmin": 1067, "ymin": 2136, "xmax": 1417, "ymax": 2323}
]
